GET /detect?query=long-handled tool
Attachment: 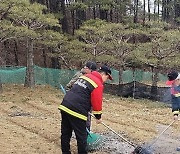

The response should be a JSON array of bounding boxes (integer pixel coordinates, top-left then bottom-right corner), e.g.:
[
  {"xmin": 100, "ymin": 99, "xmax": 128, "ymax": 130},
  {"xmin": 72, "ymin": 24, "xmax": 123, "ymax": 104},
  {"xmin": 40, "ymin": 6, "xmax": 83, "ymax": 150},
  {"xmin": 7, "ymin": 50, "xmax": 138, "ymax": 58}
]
[
  {"xmin": 89, "ymin": 113, "xmax": 135, "ymax": 147},
  {"xmin": 132, "ymin": 120, "xmax": 176, "ymax": 154},
  {"xmin": 86, "ymin": 128, "xmax": 104, "ymax": 151},
  {"xmin": 89, "ymin": 113, "xmax": 176, "ymax": 154},
  {"xmin": 59, "ymin": 84, "xmax": 67, "ymax": 95}
]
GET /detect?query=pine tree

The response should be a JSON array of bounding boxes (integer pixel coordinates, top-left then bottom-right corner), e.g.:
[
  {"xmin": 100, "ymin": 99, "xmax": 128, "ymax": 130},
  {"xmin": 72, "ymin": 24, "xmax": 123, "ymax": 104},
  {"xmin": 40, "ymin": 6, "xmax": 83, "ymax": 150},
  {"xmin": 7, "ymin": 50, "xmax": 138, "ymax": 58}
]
[{"xmin": 2, "ymin": 0, "xmax": 63, "ymax": 88}]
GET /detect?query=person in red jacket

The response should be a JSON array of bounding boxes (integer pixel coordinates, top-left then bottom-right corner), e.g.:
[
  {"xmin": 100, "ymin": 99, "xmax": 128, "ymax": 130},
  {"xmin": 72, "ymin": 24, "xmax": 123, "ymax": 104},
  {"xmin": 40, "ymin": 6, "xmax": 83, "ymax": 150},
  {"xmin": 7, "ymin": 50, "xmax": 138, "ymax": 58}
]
[
  {"xmin": 166, "ymin": 71, "xmax": 180, "ymax": 152},
  {"xmin": 59, "ymin": 65, "xmax": 112, "ymax": 154}
]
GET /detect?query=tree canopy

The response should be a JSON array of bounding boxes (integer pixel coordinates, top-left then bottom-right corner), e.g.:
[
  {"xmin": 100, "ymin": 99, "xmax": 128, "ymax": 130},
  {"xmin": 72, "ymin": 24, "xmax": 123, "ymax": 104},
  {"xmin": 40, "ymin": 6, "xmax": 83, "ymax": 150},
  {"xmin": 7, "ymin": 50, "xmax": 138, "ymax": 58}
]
[{"xmin": 0, "ymin": 0, "xmax": 180, "ymax": 74}]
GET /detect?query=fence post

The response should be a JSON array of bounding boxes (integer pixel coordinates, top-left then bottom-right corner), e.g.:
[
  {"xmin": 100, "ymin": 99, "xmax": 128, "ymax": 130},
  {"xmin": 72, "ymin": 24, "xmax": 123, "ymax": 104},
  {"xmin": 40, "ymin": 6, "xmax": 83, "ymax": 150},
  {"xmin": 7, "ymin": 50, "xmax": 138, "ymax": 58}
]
[
  {"xmin": 0, "ymin": 76, "xmax": 2, "ymax": 93},
  {"xmin": 132, "ymin": 68, "xmax": 136, "ymax": 99}
]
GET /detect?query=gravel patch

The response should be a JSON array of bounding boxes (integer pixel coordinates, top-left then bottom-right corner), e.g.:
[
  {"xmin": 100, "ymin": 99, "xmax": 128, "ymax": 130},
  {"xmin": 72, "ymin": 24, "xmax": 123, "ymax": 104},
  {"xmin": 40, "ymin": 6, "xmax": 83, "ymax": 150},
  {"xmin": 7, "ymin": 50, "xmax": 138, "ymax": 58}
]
[{"xmin": 89, "ymin": 132, "xmax": 135, "ymax": 154}]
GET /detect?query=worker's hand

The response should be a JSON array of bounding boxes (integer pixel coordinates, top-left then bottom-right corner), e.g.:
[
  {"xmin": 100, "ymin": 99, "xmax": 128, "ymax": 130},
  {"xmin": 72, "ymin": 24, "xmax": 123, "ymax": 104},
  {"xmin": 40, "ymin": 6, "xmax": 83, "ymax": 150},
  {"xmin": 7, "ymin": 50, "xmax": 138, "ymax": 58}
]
[
  {"xmin": 174, "ymin": 115, "xmax": 178, "ymax": 121},
  {"xmin": 96, "ymin": 118, "xmax": 102, "ymax": 124}
]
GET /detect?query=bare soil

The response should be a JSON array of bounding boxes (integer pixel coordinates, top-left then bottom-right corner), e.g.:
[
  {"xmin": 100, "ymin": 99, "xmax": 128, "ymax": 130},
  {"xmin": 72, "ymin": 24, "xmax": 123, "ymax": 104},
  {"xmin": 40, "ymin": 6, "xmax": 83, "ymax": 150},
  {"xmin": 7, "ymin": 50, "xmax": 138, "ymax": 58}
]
[{"xmin": 0, "ymin": 84, "xmax": 180, "ymax": 154}]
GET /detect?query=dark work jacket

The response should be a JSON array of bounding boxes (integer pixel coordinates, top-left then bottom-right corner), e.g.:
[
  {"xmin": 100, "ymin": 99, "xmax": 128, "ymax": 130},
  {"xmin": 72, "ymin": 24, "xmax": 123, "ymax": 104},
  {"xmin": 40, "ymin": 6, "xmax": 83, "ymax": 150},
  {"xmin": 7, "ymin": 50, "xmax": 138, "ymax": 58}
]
[{"xmin": 59, "ymin": 71, "xmax": 104, "ymax": 121}]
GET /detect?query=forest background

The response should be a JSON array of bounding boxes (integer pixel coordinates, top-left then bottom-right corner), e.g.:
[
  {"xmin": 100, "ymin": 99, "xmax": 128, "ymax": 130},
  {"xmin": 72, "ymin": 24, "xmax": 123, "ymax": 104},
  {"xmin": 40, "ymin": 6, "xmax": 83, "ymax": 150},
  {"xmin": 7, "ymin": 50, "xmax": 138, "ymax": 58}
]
[{"xmin": 0, "ymin": 0, "xmax": 180, "ymax": 90}]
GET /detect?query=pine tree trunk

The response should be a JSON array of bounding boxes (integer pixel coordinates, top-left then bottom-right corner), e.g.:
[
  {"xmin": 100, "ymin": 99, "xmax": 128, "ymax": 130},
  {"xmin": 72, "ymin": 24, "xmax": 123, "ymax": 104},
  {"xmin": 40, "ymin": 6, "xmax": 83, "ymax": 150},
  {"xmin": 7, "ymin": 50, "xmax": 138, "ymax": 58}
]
[
  {"xmin": 71, "ymin": 10, "xmax": 75, "ymax": 35},
  {"xmin": 14, "ymin": 40, "xmax": 19, "ymax": 66},
  {"xmin": 115, "ymin": 0, "xmax": 119, "ymax": 23},
  {"xmin": 134, "ymin": 0, "xmax": 138, "ymax": 23},
  {"xmin": 162, "ymin": 0, "xmax": 165, "ymax": 21},
  {"xmin": 43, "ymin": 48, "xmax": 47, "ymax": 68},
  {"xmin": 99, "ymin": 10, "xmax": 108, "ymax": 21},
  {"xmin": 158, "ymin": 0, "xmax": 160, "ymax": 20},
  {"xmin": 118, "ymin": 66, "xmax": 123, "ymax": 85},
  {"xmin": 116, "ymin": 8, "xmax": 119, "ymax": 23},
  {"xmin": 132, "ymin": 68, "xmax": 136, "ymax": 99},
  {"xmin": 152, "ymin": 68, "xmax": 159, "ymax": 87},
  {"xmin": 76, "ymin": 9, "xmax": 86, "ymax": 29},
  {"xmin": 60, "ymin": 0, "xmax": 69, "ymax": 33},
  {"xmin": 148, "ymin": 0, "xmax": 151, "ymax": 21},
  {"xmin": 143, "ymin": 0, "xmax": 146, "ymax": 25},
  {"xmin": 118, "ymin": 66, "xmax": 123, "ymax": 95},
  {"xmin": 51, "ymin": 57, "xmax": 60, "ymax": 69},
  {"xmin": 174, "ymin": 0, "xmax": 180, "ymax": 25},
  {"xmin": 110, "ymin": 9, "xmax": 113, "ymax": 22},
  {"xmin": 3, "ymin": 41, "xmax": 10, "ymax": 66},
  {"xmin": 151, "ymin": 65, "xmax": 159, "ymax": 97},
  {"xmin": 24, "ymin": 38, "xmax": 35, "ymax": 88},
  {"xmin": 93, "ymin": 6, "xmax": 96, "ymax": 19},
  {"xmin": 162, "ymin": 0, "xmax": 171, "ymax": 22},
  {"xmin": 99, "ymin": 5, "xmax": 108, "ymax": 21},
  {"xmin": 46, "ymin": 0, "xmax": 50, "ymax": 9},
  {"xmin": 154, "ymin": 0, "xmax": 156, "ymax": 20},
  {"xmin": 166, "ymin": 0, "xmax": 170, "ymax": 22},
  {"xmin": 50, "ymin": 48, "xmax": 60, "ymax": 69}
]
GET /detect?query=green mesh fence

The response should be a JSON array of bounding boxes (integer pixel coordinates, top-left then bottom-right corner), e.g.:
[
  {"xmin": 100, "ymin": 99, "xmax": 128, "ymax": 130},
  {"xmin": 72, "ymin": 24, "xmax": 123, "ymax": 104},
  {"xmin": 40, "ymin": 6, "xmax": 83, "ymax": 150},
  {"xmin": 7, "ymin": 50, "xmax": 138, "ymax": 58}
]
[
  {"xmin": 0, "ymin": 66, "xmax": 26, "ymax": 84},
  {"xmin": 110, "ymin": 69, "xmax": 167, "ymax": 84},
  {"xmin": 0, "ymin": 66, "xmax": 77, "ymax": 88},
  {"xmin": 121, "ymin": 69, "xmax": 144, "ymax": 83},
  {"xmin": 34, "ymin": 66, "xmax": 77, "ymax": 87},
  {"xmin": 0, "ymin": 66, "xmax": 168, "ymax": 87}
]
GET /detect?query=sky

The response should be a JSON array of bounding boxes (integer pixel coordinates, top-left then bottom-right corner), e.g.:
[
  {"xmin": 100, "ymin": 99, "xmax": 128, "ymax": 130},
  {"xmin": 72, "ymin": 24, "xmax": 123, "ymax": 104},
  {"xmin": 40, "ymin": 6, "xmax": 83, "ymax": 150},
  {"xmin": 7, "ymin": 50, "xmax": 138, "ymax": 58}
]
[{"xmin": 139, "ymin": 0, "xmax": 162, "ymax": 13}]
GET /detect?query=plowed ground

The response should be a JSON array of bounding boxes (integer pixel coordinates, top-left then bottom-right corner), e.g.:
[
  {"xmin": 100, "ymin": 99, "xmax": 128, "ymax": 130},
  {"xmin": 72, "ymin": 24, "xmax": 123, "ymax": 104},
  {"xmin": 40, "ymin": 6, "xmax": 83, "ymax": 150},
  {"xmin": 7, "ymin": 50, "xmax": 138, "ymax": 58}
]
[{"xmin": 0, "ymin": 84, "xmax": 179, "ymax": 154}]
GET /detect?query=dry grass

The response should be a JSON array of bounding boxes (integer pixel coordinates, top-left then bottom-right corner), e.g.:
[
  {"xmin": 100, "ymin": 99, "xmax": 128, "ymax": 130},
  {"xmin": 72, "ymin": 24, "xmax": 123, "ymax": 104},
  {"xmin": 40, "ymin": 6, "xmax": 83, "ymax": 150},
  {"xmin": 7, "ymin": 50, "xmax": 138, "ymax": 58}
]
[{"xmin": 0, "ymin": 84, "xmax": 178, "ymax": 154}]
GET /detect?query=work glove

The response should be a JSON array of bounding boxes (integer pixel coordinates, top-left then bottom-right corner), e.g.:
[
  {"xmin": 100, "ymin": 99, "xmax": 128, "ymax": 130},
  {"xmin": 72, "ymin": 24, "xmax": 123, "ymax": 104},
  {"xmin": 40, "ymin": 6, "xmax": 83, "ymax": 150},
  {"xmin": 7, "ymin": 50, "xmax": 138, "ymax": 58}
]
[
  {"xmin": 173, "ymin": 114, "xmax": 179, "ymax": 120},
  {"xmin": 96, "ymin": 118, "xmax": 102, "ymax": 124}
]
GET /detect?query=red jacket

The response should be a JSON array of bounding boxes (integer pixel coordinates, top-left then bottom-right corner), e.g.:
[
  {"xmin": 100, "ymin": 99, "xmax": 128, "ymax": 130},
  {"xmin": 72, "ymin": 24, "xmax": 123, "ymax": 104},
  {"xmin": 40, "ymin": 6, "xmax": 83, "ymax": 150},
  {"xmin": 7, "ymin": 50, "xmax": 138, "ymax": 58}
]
[{"xmin": 59, "ymin": 71, "xmax": 103, "ymax": 121}]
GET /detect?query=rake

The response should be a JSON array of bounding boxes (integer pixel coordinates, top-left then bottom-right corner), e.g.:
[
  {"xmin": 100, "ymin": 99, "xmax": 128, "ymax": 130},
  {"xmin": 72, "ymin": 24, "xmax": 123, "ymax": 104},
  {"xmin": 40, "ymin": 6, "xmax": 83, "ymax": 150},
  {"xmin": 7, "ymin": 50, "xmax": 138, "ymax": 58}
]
[
  {"xmin": 86, "ymin": 128, "xmax": 105, "ymax": 151},
  {"xmin": 132, "ymin": 119, "xmax": 176, "ymax": 154},
  {"xmin": 89, "ymin": 113, "xmax": 176, "ymax": 154},
  {"xmin": 89, "ymin": 113, "xmax": 135, "ymax": 147}
]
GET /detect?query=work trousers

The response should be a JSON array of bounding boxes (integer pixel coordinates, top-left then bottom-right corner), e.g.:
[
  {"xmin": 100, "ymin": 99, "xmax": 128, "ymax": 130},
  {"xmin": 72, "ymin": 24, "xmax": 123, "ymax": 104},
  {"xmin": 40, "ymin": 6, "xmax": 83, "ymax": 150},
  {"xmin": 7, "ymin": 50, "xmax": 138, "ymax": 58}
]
[{"xmin": 60, "ymin": 111, "xmax": 88, "ymax": 154}]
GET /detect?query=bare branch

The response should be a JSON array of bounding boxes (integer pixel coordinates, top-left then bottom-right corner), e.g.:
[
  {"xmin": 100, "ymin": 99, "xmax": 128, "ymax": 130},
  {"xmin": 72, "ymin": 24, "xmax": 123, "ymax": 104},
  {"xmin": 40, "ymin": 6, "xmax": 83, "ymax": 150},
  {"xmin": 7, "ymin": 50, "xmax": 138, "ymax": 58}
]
[
  {"xmin": 0, "ymin": 36, "xmax": 17, "ymax": 43},
  {"xmin": 59, "ymin": 55, "xmax": 71, "ymax": 69},
  {"xmin": 80, "ymin": 36, "xmax": 90, "ymax": 44},
  {"xmin": 15, "ymin": 19, "xmax": 28, "ymax": 27}
]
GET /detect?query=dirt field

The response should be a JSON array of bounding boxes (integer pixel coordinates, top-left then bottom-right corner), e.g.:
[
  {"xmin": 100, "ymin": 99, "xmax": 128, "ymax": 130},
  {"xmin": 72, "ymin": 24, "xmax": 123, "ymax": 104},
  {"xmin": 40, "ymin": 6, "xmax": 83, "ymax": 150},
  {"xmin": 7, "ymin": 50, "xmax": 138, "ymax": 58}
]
[{"xmin": 0, "ymin": 84, "xmax": 180, "ymax": 154}]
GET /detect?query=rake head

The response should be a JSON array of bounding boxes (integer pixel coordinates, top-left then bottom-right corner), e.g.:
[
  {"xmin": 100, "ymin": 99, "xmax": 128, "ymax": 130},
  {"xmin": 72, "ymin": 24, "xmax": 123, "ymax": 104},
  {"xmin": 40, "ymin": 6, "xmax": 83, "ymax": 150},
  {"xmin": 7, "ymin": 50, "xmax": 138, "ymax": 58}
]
[
  {"xmin": 132, "ymin": 146, "xmax": 153, "ymax": 154},
  {"xmin": 87, "ymin": 132, "xmax": 105, "ymax": 151}
]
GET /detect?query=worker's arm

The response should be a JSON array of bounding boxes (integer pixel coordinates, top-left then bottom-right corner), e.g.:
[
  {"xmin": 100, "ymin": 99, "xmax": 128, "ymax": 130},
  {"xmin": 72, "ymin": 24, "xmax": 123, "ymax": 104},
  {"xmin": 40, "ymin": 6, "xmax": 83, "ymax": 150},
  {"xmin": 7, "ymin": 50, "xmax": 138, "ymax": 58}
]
[{"xmin": 90, "ymin": 85, "xmax": 103, "ymax": 120}]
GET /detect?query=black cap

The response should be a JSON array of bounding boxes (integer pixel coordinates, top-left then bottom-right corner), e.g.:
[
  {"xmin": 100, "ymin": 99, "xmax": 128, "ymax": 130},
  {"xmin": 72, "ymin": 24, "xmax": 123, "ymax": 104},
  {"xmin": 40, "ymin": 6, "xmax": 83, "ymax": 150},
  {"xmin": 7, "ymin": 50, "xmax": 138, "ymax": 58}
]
[
  {"xmin": 99, "ymin": 65, "xmax": 113, "ymax": 80},
  {"xmin": 85, "ymin": 61, "xmax": 97, "ymax": 71},
  {"xmin": 167, "ymin": 71, "xmax": 178, "ymax": 81}
]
